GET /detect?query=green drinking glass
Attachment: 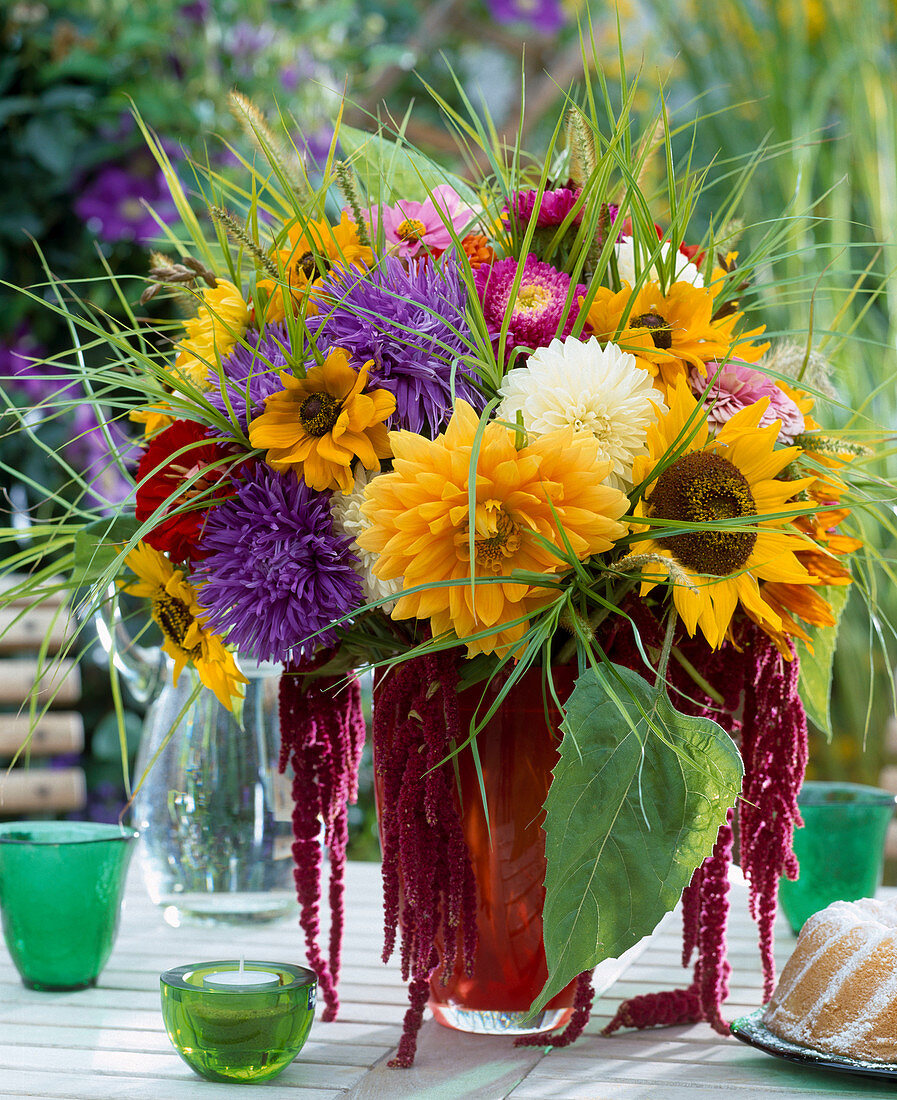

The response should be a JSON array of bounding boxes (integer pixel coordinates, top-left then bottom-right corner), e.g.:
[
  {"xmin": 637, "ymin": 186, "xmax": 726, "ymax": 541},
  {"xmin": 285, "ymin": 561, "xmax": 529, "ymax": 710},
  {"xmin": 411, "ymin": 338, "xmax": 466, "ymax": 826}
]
[
  {"xmin": 778, "ymin": 781, "xmax": 896, "ymax": 936},
  {"xmin": 0, "ymin": 820, "xmax": 138, "ymax": 990},
  {"xmin": 160, "ymin": 961, "xmax": 317, "ymax": 1082}
]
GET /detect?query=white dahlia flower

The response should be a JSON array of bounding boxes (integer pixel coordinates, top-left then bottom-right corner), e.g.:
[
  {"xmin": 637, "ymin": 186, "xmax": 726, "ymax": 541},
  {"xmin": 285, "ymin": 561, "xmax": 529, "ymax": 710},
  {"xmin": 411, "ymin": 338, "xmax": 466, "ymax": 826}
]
[
  {"xmin": 330, "ymin": 467, "xmax": 402, "ymax": 612},
  {"xmin": 497, "ymin": 335, "xmax": 666, "ymax": 491},
  {"xmin": 614, "ymin": 235, "xmax": 704, "ymax": 289}
]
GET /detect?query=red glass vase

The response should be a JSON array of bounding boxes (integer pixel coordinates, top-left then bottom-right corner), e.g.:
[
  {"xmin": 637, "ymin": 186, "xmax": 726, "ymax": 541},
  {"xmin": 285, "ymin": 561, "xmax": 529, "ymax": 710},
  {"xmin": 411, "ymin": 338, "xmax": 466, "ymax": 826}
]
[{"xmin": 374, "ymin": 663, "xmax": 579, "ymax": 1035}]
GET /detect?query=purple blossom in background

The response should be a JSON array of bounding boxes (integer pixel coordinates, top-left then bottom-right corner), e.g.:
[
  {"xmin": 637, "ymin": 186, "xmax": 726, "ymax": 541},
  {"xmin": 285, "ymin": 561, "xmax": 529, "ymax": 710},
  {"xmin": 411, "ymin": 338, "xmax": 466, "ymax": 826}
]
[
  {"xmin": 207, "ymin": 324, "xmax": 298, "ymax": 436},
  {"xmin": 486, "ymin": 0, "xmax": 566, "ymax": 33},
  {"xmin": 194, "ymin": 465, "xmax": 364, "ymax": 664},
  {"xmin": 317, "ymin": 256, "xmax": 480, "ymax": 434},
  {"xmin": 2, "ymin": 324, "xmax": 135, "ymax": 512},
  {"xmin": 280, "ymin": 48, "xmax": 319, "ymax": 92},
  {"xmin": 75, "ymin": 159, "xmax": 179, "ymax": 245},
  {"xmin": 0, "ymin": 324, "xmax": 54, "ymax": 400},
  {"xmin": 179, "ymin": 0, "xmax": 210, "ymax": 24}
]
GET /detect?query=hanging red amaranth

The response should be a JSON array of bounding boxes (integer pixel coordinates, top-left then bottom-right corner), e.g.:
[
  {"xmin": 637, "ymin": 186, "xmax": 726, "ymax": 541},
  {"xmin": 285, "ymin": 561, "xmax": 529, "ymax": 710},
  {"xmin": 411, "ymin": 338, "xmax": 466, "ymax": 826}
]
[
  {"xmin": 739, "ymin": 634, "xmax": 808, "ymax": 1001},
  {"xmin": 278, "ymin": 660, "xmax": 366, "ymax": 1022},
  {"xmin": 602, "ymin": 603, "xmax": 808, "ymax": 1037},
  {"xmin": 372, "ymin": 651, "xmax": 478, "ymax": 1068}
]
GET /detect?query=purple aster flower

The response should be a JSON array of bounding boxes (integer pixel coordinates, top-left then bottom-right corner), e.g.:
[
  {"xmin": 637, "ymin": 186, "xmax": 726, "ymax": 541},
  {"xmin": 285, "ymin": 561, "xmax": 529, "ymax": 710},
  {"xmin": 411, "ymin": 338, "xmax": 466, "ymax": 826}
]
[
  {"xmin": 689, "ymin": 360, "xmax": 806, "ymax": 443},
  {"xmin": 316, "ymin": 256, "xmax": 480, "ymax": 434},
  {"xmin": 487, "ymin": 0, "xmax": 566, "ymax": 33},
  {"xmin": 75, "ymin": 162, "xmax": 178, "ymax": 245},
  {"xmin": 474, "ymin": 254, "xmax": 586, "ymax": 353},
  {"xmin": 206, "ymin": 324, "xmax": 295, "ymax": 436},
  {"xmin": 193, "ymin": 465, "xmax": 363, "ymax": 664}
]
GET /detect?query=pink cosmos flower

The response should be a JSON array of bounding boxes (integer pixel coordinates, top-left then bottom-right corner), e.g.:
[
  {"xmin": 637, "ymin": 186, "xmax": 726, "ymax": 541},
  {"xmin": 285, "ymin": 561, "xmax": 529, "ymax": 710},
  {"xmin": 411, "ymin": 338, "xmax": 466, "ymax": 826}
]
[
  {"xmin": 372, "ymin": 185, "xmax": 477, "ymax": 258},
  {"xmin": 689, "ymin": 360, "xmax": 806, "ymax": 442}
]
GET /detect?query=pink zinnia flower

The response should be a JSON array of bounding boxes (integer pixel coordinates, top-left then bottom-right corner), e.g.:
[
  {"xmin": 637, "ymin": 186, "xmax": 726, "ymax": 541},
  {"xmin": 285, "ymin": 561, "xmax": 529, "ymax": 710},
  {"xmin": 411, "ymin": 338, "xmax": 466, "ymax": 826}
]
[
  {"xmin": 474, "ymin": 253, "xmax": 586, "ymax": 352},
  {"xmin": 689, "ymin": 360, "xmax": 806, "ymax": 442},
  {"xmin": 507, "ymin": 186, "xmax": 584, "ymax": 227},
  {"xmin": 373, "ymin": 185, "xmax": 477, "ymax": 258}
]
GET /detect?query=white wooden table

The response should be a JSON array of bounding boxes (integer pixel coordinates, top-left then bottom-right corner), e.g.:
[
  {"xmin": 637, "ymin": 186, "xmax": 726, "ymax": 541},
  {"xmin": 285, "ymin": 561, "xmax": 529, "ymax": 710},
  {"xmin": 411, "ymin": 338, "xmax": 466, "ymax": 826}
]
[{"xmin": 2, "ymin": 863, "xmax": 896, "ymax": 1099}]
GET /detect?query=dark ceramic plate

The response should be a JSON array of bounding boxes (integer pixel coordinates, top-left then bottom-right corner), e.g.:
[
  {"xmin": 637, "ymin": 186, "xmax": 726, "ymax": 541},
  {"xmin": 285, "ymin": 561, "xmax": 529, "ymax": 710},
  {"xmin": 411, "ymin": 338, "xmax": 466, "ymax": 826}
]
[{"xmin": 731, "ymin": 1007, "xmax": 897, "ymax": 1082}]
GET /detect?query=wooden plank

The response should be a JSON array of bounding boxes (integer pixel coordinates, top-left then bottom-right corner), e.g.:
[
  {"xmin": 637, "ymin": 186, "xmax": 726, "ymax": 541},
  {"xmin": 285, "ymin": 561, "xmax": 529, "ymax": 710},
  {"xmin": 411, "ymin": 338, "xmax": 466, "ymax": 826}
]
[
  {"xmin": 0, "ymin": 606, "xmax": 71, "ymax": 654},
  {"xmin": 0, "ymin": 1070, "xmax": 341, "ymax": 1099},
  {"xmin": 0, "ymin": 658, "xmax": 80, "ymax": 706},
  {"xmin": 0, "ymin": 577, "xmax": 66, "ymax": 607},
  {"xmin": 0, "ymin": 712, "xmax": 84, "ymax": 758},
  {"xmin": 0, "ymin": 767, "xmax": 86, "ymax": 813}
]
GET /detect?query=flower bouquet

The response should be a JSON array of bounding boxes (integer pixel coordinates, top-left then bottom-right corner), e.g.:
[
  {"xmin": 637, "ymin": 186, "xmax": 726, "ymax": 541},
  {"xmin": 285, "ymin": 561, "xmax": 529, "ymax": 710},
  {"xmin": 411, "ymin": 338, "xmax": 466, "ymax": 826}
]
[{"xmin": 3, "ymin": 79, "xmax": 877, "ymax": 1068}]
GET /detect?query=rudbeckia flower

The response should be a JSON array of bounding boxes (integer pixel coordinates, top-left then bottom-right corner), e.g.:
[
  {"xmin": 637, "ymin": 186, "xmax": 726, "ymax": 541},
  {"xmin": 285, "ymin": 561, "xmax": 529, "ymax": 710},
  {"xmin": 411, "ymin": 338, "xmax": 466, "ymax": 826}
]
[
  {"xmin": 585, "ymin": 281, "xmax": 768, "ymax": 391},
  {"xmin": 630, "ymin": 377, "xmax": 819, "ymax": 650},
  {"xmin": 122, "ymin": 543, "xmax": 246, "ymax": 710},
  {"xmin": 248, "ymin": 347, "xmax": 395, "ymax": 493},
  {"xmin": 358, "ymin": 399, "xmax": 629, "ymax": 657},
  {"xmin": 174, "ymin": 280, "xmax": 251, "ymax": 388},
  {"xmin": 259, "ymin": 211, "xmax": 373, "ymax": 322}
]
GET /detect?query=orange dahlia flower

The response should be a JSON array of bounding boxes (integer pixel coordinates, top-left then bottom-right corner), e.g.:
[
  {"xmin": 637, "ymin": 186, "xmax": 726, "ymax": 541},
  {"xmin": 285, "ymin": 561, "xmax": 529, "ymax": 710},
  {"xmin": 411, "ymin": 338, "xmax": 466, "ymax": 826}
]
[
  {"xmin": 248, "ymin": 348, "xmax": 395, "ymax": 493},
  {"xmin": 357, "ymin": 399, "xmax": 629, "ymax": 657}
]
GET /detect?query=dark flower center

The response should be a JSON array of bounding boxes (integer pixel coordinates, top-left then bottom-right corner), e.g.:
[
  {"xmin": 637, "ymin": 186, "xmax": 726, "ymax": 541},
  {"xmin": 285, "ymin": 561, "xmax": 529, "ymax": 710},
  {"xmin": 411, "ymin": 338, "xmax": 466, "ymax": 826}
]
[
  {"xmin": 153, "ymin": 594, "xmax": 201, "ymax": 657},
  {"xmin": 297, "ymin": 250, "xmax": 330, "ymax": 280},
  {"xmin": 647, "ymin": 451, "xmax": 758, "ymax": 575},
  {"xmin": 396, "ymin": 218, "xmax": 428, "ymax": 244},
  {"xmin": 632, "ymin": 312, "xmax": 672, "ymax": 350},
  {"xmin": 299, "ymin": 391, "xmax": 343, "ymax": 437}
]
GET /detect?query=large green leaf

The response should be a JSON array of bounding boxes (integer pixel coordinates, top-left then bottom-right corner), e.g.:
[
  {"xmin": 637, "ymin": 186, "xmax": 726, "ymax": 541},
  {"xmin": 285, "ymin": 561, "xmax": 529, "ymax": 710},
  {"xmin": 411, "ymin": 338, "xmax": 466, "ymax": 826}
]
[
  {"xmin": 796, "ymin": 583, "xmax": 850, "ymax": 739},
  {"xmin": 532, "ymin": 662, "xmax": 744, "ymax": 1013},
  {"xmin": 338, "ymin": 124, "xmax": 479, "ymax": 207}
]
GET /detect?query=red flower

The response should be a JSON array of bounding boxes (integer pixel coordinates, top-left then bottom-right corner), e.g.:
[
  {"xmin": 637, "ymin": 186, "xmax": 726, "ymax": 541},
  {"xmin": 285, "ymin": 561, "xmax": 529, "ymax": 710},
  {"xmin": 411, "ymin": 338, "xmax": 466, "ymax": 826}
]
[{"xmin": 135, "ymin": 419, "xmax": 233, "ymax": 562}]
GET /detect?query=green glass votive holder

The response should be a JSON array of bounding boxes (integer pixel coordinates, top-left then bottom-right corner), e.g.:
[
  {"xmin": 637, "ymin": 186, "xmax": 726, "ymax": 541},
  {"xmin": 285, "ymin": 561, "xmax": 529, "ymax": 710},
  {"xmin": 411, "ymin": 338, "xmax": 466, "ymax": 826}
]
[
  {"xmin": 160, "ymin": 960, "xmax": 317, "ymax": 1083},
  {"xmin": 778, "ymin": 781, "xmax": 896, "ymax": 935},
  {"xmin": 0, "ymin": 820, "xmax": 137, "ymax": 991}
]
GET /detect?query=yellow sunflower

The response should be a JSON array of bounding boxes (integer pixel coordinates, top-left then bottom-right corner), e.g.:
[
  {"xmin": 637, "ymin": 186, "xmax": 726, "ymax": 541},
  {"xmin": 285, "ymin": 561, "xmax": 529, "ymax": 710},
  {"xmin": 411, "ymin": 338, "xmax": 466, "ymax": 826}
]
[
  {"xmin": 630, "ymin": 377, "xmax": 819, "ymax": 650},
  {"xmin": 121, "ymin": 543, "xmax": 247, "ymax": 710},
  {"xmin": 358, "ymin": 399, "xmax": 630, "ymax": 658},
  {"xmin": 174, "ymin": 280, "xmax": 252, "ymax": 388},
  {"xmin": 248, "ymin": 347, "xmax": 395, "ymax": 493},
  {"xmin": 585, "ymin": 280, "xmax": 768, "ymax": 392},
  {"xmin": 259, "ymin": 211, "xmax": 373, "ymax": 322}
]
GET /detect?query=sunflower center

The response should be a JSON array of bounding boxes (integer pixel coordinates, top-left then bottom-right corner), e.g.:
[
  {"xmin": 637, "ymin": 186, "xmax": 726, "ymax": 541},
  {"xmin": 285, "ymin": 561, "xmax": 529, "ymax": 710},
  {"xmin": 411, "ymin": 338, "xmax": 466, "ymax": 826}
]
[
  {"xmin": 396, "ymin": 218, "xmax": 427, "ymax": 244},
  {"xmin": 153, "ymin": 594, "xmax": 201, "ymax": 657},
  {"xmin": 647, "ymin": 451, "xmax": 758, "ymax": 575},
  {"xmin": 299, "ymin": 392, "xmax": 343, "ymax": 437},
  {"xmin": 515, "ymin": 283, "xmax": 550, "ymax": 314},
  {"xmin": 297, "ymin": 250, "xmax": 330, "ymax": 280},
  {"xmin": 474, "ymin": 505, "xmax": 521, "ymax": 574},
  {"xmin": 632, "ymin": 311, "xmax": 672, "ymax": 350}
]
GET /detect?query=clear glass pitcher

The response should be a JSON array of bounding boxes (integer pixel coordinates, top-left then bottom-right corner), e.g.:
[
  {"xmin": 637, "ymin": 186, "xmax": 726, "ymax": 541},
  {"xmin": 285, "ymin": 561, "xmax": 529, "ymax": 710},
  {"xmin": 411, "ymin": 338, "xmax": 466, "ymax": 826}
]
[{"xmin": 132, "ymin": 658, "xmax": 297, "ymax": 926}]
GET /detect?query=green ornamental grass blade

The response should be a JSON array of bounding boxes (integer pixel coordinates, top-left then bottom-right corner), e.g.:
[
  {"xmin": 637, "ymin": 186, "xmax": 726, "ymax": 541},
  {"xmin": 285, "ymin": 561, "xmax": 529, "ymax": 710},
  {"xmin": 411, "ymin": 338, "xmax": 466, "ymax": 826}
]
[
  {"xmin": 531, "ymin": 662, "xmax": 743, "ymax": 1014},
  {"xmin": 797, "ymin": 583, "xmax": 851, "ymax": 739},
  {"xmin": 337, "ymin": 123, "xmax": 479, "ymax": 206}
]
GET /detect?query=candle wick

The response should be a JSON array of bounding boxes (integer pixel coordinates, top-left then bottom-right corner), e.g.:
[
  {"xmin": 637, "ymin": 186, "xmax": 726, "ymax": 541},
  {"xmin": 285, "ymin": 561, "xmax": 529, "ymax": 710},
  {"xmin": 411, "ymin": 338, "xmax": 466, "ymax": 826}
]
[{"xmin": 239, "ymin": 955, "xmax": 245, "ymax": 974}]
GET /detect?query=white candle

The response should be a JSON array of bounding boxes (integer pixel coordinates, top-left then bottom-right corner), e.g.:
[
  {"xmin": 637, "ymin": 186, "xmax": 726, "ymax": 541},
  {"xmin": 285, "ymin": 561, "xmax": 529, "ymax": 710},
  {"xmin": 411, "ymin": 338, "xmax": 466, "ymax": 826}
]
[{"xmin": 202, "ymin": 960, "xmax": 282, "ymax": 991}]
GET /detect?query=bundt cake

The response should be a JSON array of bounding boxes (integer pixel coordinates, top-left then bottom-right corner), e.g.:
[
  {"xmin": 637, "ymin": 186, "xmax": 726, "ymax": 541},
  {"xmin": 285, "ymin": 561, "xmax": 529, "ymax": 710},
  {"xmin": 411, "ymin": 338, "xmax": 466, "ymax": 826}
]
[{"xmin": 763, "ymin": 897, "xmax": 897, "ymax": 1062}]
